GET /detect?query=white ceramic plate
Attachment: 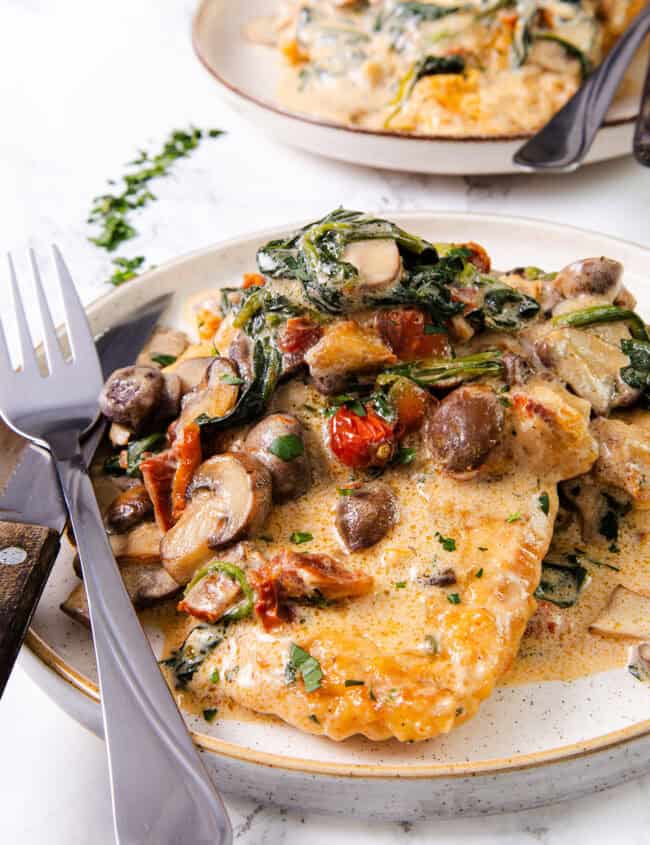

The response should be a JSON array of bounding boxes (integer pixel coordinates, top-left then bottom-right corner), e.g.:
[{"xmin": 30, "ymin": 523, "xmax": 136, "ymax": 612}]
[
  {"xmin": 192, "ymin": 0, "xmax": 648, "ymax": 175},
  {"xmin": 18, "ymin": 213, "xmax": 650, "ymax": 820}
]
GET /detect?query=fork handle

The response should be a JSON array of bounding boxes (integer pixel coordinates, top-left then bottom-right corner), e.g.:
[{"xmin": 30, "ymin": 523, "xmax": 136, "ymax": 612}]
[{"xmin": 55, "ymin": 456, "xmax": 232, "ymax": 845}]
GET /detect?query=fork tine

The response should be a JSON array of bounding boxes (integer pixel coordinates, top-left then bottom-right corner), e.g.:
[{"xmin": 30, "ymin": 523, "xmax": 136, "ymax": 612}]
[
  {"xmin": 51, "ymin": 245, "xmax": 100, "ymax": 377},
  {"xmin": 7, "ymin": 253, "xmax": 39, "ymax": 375},
  {"xmin": 0, "ymin": 318, "xmax": 14, "ymax": 381},
  {"xmin": 30, "ymin": 249, "xmax": 65, "ymax": 372}
]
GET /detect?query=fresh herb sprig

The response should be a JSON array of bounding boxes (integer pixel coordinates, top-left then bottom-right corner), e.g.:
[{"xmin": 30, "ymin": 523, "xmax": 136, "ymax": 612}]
[{"xmin": 89, "ymin": 127, "xmax": 223, "ymax": 283}]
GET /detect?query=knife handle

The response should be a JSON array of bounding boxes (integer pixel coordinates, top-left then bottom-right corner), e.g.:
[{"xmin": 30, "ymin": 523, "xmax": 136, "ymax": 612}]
[{"xmin": 0, "ymin": 521, "xmax": 60, "ymax": 697}]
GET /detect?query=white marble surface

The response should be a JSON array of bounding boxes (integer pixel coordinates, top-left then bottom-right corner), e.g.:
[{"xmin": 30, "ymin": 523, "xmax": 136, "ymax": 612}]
[{"xmin": 1, "ymin": 0, "xmax": 650, "ymax": 842}]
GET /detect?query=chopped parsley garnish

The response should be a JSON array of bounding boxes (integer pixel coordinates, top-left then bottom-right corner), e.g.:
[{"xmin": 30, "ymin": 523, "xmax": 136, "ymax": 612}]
[
  {"xmin": 290, "ymin": 531, "xmax": 313, "ymax": 545},
  {"xmin": 435, "ymin": 532, "xmax": 457, "ymax": 552},
  {"xmin": 210, "ymin": 668, "xmax": 220, "ymax": 684},
  {"xmin": 447, "ymin": 593, "xmax": 461, "ymax": 605},
  {"xmin": 151, "ymin": 353, "xmax": 177, "ymax": 367},
  {"xmin": 538, "ymin": 492, "xmax": 550, "ymax": 515},
  {"xmin": 309, "ymin": 714, "xmax": 320, "ymax": 723},
  {"xmin": 270, "ymin": 434, "xmax": 305, "ymax": 461},
  {"xmin": 344, "ymin": 679, "xmax": 365, "ymax": 687},
  {"xmin": 338, "ymin": 487, "xmax": 356, "ymax": 496},
  {"xmin": 475, "ymin": 568, "xmax": 484, "ymax": 578},
  {"xmin": 88, "ymin": 127, "xmax": 223, "ymax": 283},
  {"xmin": 498, "ymin": 396, "xmax": 512, "ymax": 407},
  {"xmin": 286, "ymin": 644, "xmax": 323, "ymax": 693},
  {"xmin": 202, "ymin": 708, "xmax": 218, "ymax": 723},
  {"xmin": 394, "ymin": 446, "xmax": 416, "ymax": 465},
  {"xmin": 506, "ymin": 511, "xmax": 522, "ymax": 523},
  {"xmin": 220, "ymin": 372, "xmax": 245, "ymax": 385},
  {"xmin": 394, "ymin": 581, "xmax": 407, "ymax": 589},
  {"xmin": 107, "ymin": 255, "xmax": 146, "ymax": 287}
]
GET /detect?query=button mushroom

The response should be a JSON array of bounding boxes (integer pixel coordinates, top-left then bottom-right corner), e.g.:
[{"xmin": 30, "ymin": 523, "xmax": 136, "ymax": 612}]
[
  {"xmin": 105, "ymin": 485, "xmax": 153, "ymax": 534},
  {"xmin": 554, "ymin": 258, "xmax": 623, "ymax": 302},
  {"xmin": 161, "ymin": 453, "xmax": 272, "ymax": 585},
  {"xmin": 336, "ymin": 481, "xmax": 398, "ymax": 551},
  {"xmin": 244, "ymin": 413, "xmax": 311, "ymax": 502},
  {"xmin": 99, "ymin": 366, "xmax": 165, "ymax": 431},
  {"xmin": 425, "ymin": 385, "xmax": 505, "ymax": 475}
]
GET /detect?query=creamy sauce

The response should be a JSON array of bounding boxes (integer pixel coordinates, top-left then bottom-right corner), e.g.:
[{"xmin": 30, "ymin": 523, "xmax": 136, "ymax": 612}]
[
  {"xmin": 142, "ymin": 377, "xmax": 649, "ymax": 735},
  {"xmin": 251, "ymin": 0, "xmax": 643, "ymax": 138}
]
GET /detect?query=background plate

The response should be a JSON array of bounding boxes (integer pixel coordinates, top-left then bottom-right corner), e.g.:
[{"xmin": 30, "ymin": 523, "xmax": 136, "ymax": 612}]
[
  {"xmin": 192, "ymin": 0, "xmax": 649, "ymax": 175},
  {"xmin": 17, "ymin": 213, "xmax": 650, "ymax": 819}
]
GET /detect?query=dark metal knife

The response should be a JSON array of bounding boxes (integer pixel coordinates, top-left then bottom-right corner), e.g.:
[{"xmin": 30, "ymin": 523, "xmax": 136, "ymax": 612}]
[{"xmin": 0, "ymin": 292, "xmax": 172, "ymax": 696}]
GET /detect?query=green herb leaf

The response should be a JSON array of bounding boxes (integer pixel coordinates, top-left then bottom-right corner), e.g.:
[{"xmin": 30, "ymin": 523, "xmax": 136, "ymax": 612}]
[
  {"xmin": 287, "ymin": 643, "xmax": 323, "ymax": 693},
  {"xmin": 220, "ymin": 372, "xmax": 245, "ymax": 385},
  {"xmin": 394, "ymin": 581, "xmax": 407, "ymax": 589},
  {"xmin": 291, "ymin": 531, "xmax": 313, "ymax": 545},
  {"xmin": 203, "ymin": 708, "xmax": 218, "ymax": 723},
  {"xmin": 151, "ymin": 353, "xmax": 177, "ymax": 367},
  {"xmin": 538, "ymin": 492, "xmax": 550, "ymax": 515},
  {"xmin": 506, "ymin": 512, "xmax": 522, "ymax": 524},
  {"xmin": 475, "ymin": 568, "xmax": 484, "ymax": 578},
  {"xmin": 210, "ymin": 669, "xmax": 220, "ymax": 684},
  {"xmin": 447, "ymin": 593, "xmax": 461, "ymax": 604},
  {"xmin": 107, "ymin": 255, "xmax": 146, "ymax": 286},
  {"xmin": 534, "ymin": 561, "xmax": 587, "ymax": 608},
  {"xmin": 161, "ymin": 625, "xmax": 223, "ymax": 689},
  {"xmin": 435, "ymin": 532, "xmax": 456, "ymax": 552},
  {"xmin": 394, "ymin": 446, "xmax": 416, "ymax": 465},
  {"xmin": 270, "ymin": 433, "xmax": 305, "ymax": 461},
  {"xmin": 344, "ymin": 679, "xmax": 365, "ymax": 687}
]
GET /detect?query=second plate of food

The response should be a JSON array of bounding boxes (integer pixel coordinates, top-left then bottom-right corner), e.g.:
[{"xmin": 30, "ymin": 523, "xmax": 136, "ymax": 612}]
[
  {"xmin": 193, "ymin": 0, "xmax": 648, "ymax": 175},
  {"xmin": 19, "ymin": 210, "xmax": 650, "ymax": 820}
]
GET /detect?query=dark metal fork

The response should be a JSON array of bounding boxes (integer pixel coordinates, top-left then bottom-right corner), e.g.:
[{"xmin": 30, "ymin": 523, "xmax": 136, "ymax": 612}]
[{"xmin": 0, "ymin": 248, "xmax": 232, "ymax": 845}]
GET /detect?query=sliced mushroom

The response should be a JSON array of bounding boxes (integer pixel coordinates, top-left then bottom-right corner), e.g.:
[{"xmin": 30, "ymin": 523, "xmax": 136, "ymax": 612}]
[
  {"xmin": 161, "ymin": 453, "xmax": 272, "ymax": 584},
  {"xmin": 228, "ymin": 330, "xmax": 254, "ymax": 383},
  {"xmin": 99, "ymin": 366, "xmax": 164, "ymax": 431},
  {"xmin": 336, "ymin": 481, "xmax": 398, "ymax": 551},
  {"xmin": 244, "ymin": 413, "xmax": 311, "ymax": 502},
  {"xmin": 167, "ymin": 357, "xmax": 215, "ymax": 395},
  {"xmin": 536, "ymin": 327, "xmax": 640, "ymax": 415},
  {"xmin": 109, "ymin": 521, "xmax": 163, "ymax": 564},
  {"xmin": 178, "ymin": 358, "xmax": 240, "ymax": 428},
  {"xmin": 425, "ymin": 385, "xmax": 505, "ymax": 475},
  {"xmin": 152, "ymin": 374, "xmax": 182, "ymax": 425},
  {"xmin": 61, "ymin": 564, "xmax": 181, "ymax": 628},
  {"xmin": 136, "ymin": 327, "xmax": 189, "ymax": 368},
  {"xmin": 105, "ymin": 485, "xmax": 153, "ymax": 534},
  {"xmin": 342, "ymin": 239, "xmax": 402, "ymax": 290},
  {"xmin": 554, "ymin": 258, "xmax": 623, "ymax": 302},
  {"xmin": 589, "ymin": 585, "xmax": 650, "ymax": 639}
]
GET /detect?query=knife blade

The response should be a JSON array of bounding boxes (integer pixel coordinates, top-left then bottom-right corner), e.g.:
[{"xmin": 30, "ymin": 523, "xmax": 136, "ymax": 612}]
[{"xmin": 0, "ymin": 292, "xmax": 173, "ymax": 696}]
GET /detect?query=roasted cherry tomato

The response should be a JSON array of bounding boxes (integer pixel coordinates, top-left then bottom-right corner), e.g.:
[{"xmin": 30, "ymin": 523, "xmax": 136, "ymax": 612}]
[
  {"xmin": 388, "ymin": 377, "xmax": 429, "ymax": 435},
  {"xmin": 329, "ymin": 405, "xmax": 395, "ymax": 468},
  {"xmin": 375, "ymin": 308, "xmax": 451, "ymax": 362}
]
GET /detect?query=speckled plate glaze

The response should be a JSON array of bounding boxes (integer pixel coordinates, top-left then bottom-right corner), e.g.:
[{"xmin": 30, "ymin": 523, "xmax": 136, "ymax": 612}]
[
  {"xmin": 17, "ymin": 213, "xmax": 650, "ymax": 820},
  {"xmin": 192, "ymin": 0, "xmax": 649, "ymax": 175}
]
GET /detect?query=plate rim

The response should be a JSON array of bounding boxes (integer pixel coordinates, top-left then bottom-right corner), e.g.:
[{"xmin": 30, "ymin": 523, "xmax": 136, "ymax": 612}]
[
  {"xmin": 191, "ymin": 0, "xmax": 639, "ymax": 146},
  {"xmin": 25, "ymin": 209, "xmax": 650, "ymax": 780}
]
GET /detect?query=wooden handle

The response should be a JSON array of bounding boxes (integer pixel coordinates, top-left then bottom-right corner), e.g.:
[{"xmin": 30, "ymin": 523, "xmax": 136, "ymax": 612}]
[{"xmin": 0, "ymin": 521, "xmax": 59, "ymax": 697}]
